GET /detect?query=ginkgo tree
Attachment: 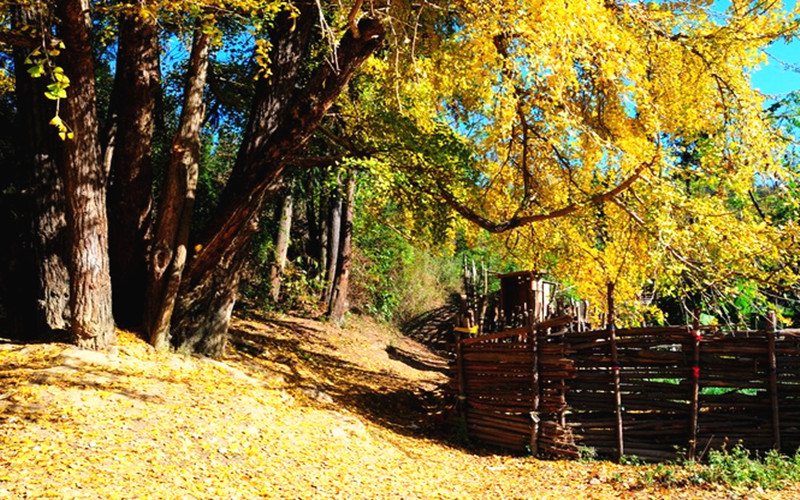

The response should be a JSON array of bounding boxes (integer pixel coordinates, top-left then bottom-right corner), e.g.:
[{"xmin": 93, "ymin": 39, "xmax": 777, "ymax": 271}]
[{"xmin": 347, "ymin": 0, "xmax": 800, "ymax": 325}]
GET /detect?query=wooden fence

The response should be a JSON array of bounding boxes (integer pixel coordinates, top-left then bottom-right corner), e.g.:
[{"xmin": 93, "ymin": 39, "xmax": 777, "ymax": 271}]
[{"xmin": 452, "ymin": 315, "xmax": 800, "ymax": 461}]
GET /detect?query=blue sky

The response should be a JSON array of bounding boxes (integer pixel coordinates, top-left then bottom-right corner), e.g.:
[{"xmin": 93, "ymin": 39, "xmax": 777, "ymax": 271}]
[
  {"xmin": 753, "ymin": 38, "xmax": 799, "ymax": 97},
  {"xmin": 725, "ymin": 0, "xmax": 799, "ymax": 97}
]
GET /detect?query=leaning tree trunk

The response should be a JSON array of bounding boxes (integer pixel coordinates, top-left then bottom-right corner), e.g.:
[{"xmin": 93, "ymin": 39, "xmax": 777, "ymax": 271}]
[
  {"xmin": 144, "ymin": 26, "xmax": 210, "ymax": 350},
  {"xmin": 270, "ymin": 186, "xmax": 293, "ymax": 301},
  {"xmin": 328, "ymin": 172, "xmax": 355, "ymax": 324},
  {"xmin": 9, "ymin": 3, "xmax": 71, "ymax": 339},
  {"xmin": 106, "ymin": 1, "xmax": 160, "ymax": 328},
  {"xmin": 55, "ymin": 0, "xmax": 115, "ymax": 349},
  {"xmin": 169, "ymin": 8, "xmax": 385, "ymax": 356}
]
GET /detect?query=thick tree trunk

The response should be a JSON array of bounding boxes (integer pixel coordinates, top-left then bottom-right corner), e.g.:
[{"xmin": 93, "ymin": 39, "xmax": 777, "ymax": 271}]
[
  {"xmin": 324, "ymin": 174, "xmax": 343, "ymax": 303},
  {"xmin": 10, "ymin": 4, "xmax": 71, "ymax": 338},
  {"xmin": 172, "ymin": 219, "xmax": 255, "ymax": 356},
  {"xmin": 328, "ymin": 172, "xmax": 355, "ymax": 324},
  {"xmin": 106, "ymin": 2, "xmax": 160, "ymax": 328},
  {"xmin": 144, "ymin": 26, "xmax": 210, "ymax": 350},
  {"xmin": 55, "ymin": 0, "xmax": 115, "ymax": 349},
  {"xmin": 170, "ymin": 8, "xmax": 385, "ymax": 356},
  {"xmin": 270, "ymin": 187, "xmax": 293, "ymax": 301}
]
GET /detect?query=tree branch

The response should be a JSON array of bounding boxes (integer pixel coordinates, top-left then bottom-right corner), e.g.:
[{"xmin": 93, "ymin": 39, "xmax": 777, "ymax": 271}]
[
  {"xmin": 348, "ymin": 0, "xmax": 364, "ymax": 38},
  {"xmin": 0, "ymin": 30, "xmax": 42, "ymax": 49},
  {"xmin": 188, "ymin": 14, "xmax": 385, "ymax": 284},
  {"xmin": 439, "ymin": 158, "xmax": 653, "ymax": 233}
]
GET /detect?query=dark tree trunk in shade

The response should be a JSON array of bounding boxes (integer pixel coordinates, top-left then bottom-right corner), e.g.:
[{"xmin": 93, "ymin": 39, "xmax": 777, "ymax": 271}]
[
  {"xmin": 324, "ymin": 174, "xmax": 343, "ymax": 304},
  {"xmin": 55, "ymin": 0, "xmax": 115, "ymax": 349},
  {"xmin": 8, "ymin": 4, "xmax": 70, "ymax": 339},
  {"xmin": 319, "ymin": 194, "xmax": 329, "ymax": 286},
  {"xmin": 328, "ymin": 172, "xmax": 355, "ymax": 324},
  {"xmin": 305, "ymin": 182, "xmax": 322, "ymax": 278},
  {"xmin": 169, "ymin": 6, "xmax": 385, "ymax": 356},
  {"xmin": 270, "ymin": 187, "xmax": 293, "ymax": 301},
  {"xmin": 106, "ymin": 2, "xmax": 160, "ymax": 328},
  {"xmin": 144, "ymin": 26, "xmax": 210, "ymax": 350}
]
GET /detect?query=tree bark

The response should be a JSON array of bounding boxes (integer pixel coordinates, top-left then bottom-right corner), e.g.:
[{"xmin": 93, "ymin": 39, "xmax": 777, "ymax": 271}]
[
  {"xmin": 270, "ymin": 187, "xmax": 293, "ymax": 301},
  {"xmin": 55, "ymin": 0, "xmax": 115, "ymax": 349},
  {"xmin": 10, "ymin": 4, "xmax": 71, "ymax": 338},
  {"xmin": 106, "ymin": 1, "xmax": 160, "ymax": 328},
  {"xmin": 319, "ymin": 192, "xmax": 329, "ymax": 285},
  {"xmin": 304, "ymin": 177, "xmax": 322, "ymax": 278},
  {"xmin": 324, "ymin": 173, "xmax": 343, "ymax": 303},
  {"xmin": 170, "ymin": 7, "xmax": 385, "ymax": 356},
  {"xmin": 328, "ymin": 172, "xmax": 355, "ymax": 324},
  {"xmin": 144, "ymin": 26, "xmax": 210, "ymax": 350}
]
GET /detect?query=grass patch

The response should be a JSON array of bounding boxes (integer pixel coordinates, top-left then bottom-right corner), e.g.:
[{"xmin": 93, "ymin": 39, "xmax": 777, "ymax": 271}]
[
  {"xmin": 618, "ymin": 445, "xmax": 800, "ymax": 491},
  {"xmin": 701, "ymin": 445, "xmax": 800, "ymax": 490}
]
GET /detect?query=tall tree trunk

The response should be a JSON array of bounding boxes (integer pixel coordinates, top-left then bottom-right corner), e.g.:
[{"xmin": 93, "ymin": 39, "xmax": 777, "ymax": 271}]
[
  {"xmin": 106, "ymin": 1, "xmax": 160, "ymax": 328},
  {"xmin": 324, "ymin": 173, "xmax": 343, "ymax": 303},
  {"xmin": 270, "ymin": 187, "xmax": 293, "ymax": 301},
  {"xmin": 305, "ymin": 178, "xmax": 322, "ymax": 278},
  {"xmin": 319, "ymin": 192, "xmax": 329, "ymax": 285},
  {"xmin": 170, "ymin": 7, "xmax": 385, "ymax": 356},
  {"xmin": 144, "ymin": 26, "xmax": 210, "ymax": 350},
  {"xmin": 55, "ymin": 0, "xmax": 115, "ymax": 349},
  {"xmin": 10, "ymin": 4, "xmax": 71, "ymax": 338},
  {"xmin": 328, "ymin": 172, "xmax": 355, "ymax": 324}
]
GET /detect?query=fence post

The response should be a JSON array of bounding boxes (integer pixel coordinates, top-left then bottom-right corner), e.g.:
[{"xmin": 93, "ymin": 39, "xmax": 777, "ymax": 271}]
[
  {"xmin": 767, "ymin": 310, "xmax": 781, "ymax": 452},
  {"xmin": 455, "ymin": 331, "xmax": 469, "ymax": 442},
  {"xmin": 530, "ymin": 317, "xmax": 540, "ymax": 456},
  {"xmin": 688, "ymin": 311, "xmax": 701, "ymax": 461},
  {"xmin": 607, "ymin": 283, "xmax": 624, "ymax": 460}
]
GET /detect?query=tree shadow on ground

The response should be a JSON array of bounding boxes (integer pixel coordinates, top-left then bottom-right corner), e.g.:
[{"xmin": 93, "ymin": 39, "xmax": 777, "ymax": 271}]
[
  {"xmin": 227, "ymin": 320, "xmax": 460, "ymax": 446},
  {"xmin": 0, "ymin": 325, "xmax": 72, "ymax": 345},
  {"xmin": 385, "ymin": 344, "xmax": 449, "ymax": 374},
  {"xmin": 399, "ymin": 293, "xmax": 460, "ymax": 356}
]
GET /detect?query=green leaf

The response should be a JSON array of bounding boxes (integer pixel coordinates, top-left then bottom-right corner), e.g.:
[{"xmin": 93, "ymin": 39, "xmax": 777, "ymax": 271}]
[
  {"xmin": 46, "ymin": 83, "xmax": 67, "ymax": 99},
  {"xmin": 27, "ymin": 63, "xmax": 45, "ymax": 78}
]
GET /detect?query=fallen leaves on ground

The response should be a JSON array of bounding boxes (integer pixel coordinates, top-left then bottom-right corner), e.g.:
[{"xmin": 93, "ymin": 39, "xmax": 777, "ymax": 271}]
[{"xmin": 1, "ymin": 313, "xmax": 798, "ymax": 499}]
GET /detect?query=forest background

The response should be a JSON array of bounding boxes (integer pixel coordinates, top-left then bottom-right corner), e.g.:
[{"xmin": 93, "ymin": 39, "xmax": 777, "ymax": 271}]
[{"xmin": 1, "ymin": 0, "xmax": 800, "ymax": 355}]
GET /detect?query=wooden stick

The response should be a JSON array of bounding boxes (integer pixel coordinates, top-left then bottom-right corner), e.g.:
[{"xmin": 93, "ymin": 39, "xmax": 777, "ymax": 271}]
[
  {"xmin": 767, "ymin": 310, "xmax": 781, "ymax": 452},
  {"xmin": 532, "ymin": 315, "xmax": 574, "ymax": 330},
  {"xmin": 462, "ymin": 326, "xmax": 528, "ymax": 346},
  {"xmin": 607, "ymin": 283, "xmax": 624, "ymax": 460},
  {"xmin": 530, "ymin": 315, "xmax": 540, "ymax": 455},
  {"xmin": 456, "ymin": 336, "xmax": 469, "ymax": 442},
  {"xmin": 689, "ymin": 312, "xmax": 701, "ymax": 461}
]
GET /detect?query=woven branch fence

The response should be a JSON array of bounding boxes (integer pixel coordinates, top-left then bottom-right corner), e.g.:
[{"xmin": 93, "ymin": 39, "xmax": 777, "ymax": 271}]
[{"xmin": 452, "ymin": 313, "xmax": 800, "ymax": 461}]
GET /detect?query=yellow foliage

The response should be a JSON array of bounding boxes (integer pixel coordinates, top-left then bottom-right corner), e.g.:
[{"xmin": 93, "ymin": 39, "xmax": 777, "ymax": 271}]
[
  {"xmin": 359, "ymin": 0, "xmax": 800, "ymax": 320},
  {"xmin": 0, "ymin": 68, "xmax": 12, "ymax": 96}
]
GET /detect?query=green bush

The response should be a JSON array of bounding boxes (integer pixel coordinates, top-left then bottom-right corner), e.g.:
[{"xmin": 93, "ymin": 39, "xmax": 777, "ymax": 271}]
[
  {"xmin": 700, "ymin": 445, "xmax": 800, "ymax": 490},
  {"xmin": 616, "ymin": 445, "xmax": 800, "ymax": 491}
]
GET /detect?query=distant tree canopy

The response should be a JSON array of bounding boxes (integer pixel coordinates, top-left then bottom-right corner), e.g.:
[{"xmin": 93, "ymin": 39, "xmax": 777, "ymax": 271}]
[{"xmin": 0, "ymin": 0, "xmax": 798, "ymax": 355}]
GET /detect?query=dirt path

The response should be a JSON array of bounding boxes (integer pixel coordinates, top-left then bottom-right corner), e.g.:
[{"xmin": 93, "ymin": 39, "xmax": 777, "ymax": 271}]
[{"xmin": 1, "ymin": 314, "xmax": 797, "ymax": 499}]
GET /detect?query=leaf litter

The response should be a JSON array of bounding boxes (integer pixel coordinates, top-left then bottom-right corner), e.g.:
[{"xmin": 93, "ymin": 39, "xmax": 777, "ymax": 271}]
[{"xmin": 1, "ymin": 313, "xmax": 798, "ymax": 499}]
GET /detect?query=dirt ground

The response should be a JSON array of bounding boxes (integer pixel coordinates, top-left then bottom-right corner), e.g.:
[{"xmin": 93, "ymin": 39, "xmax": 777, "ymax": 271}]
[{"xmin": 1, "ymin": 313, "xmax": 798, "ymax": 499}]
